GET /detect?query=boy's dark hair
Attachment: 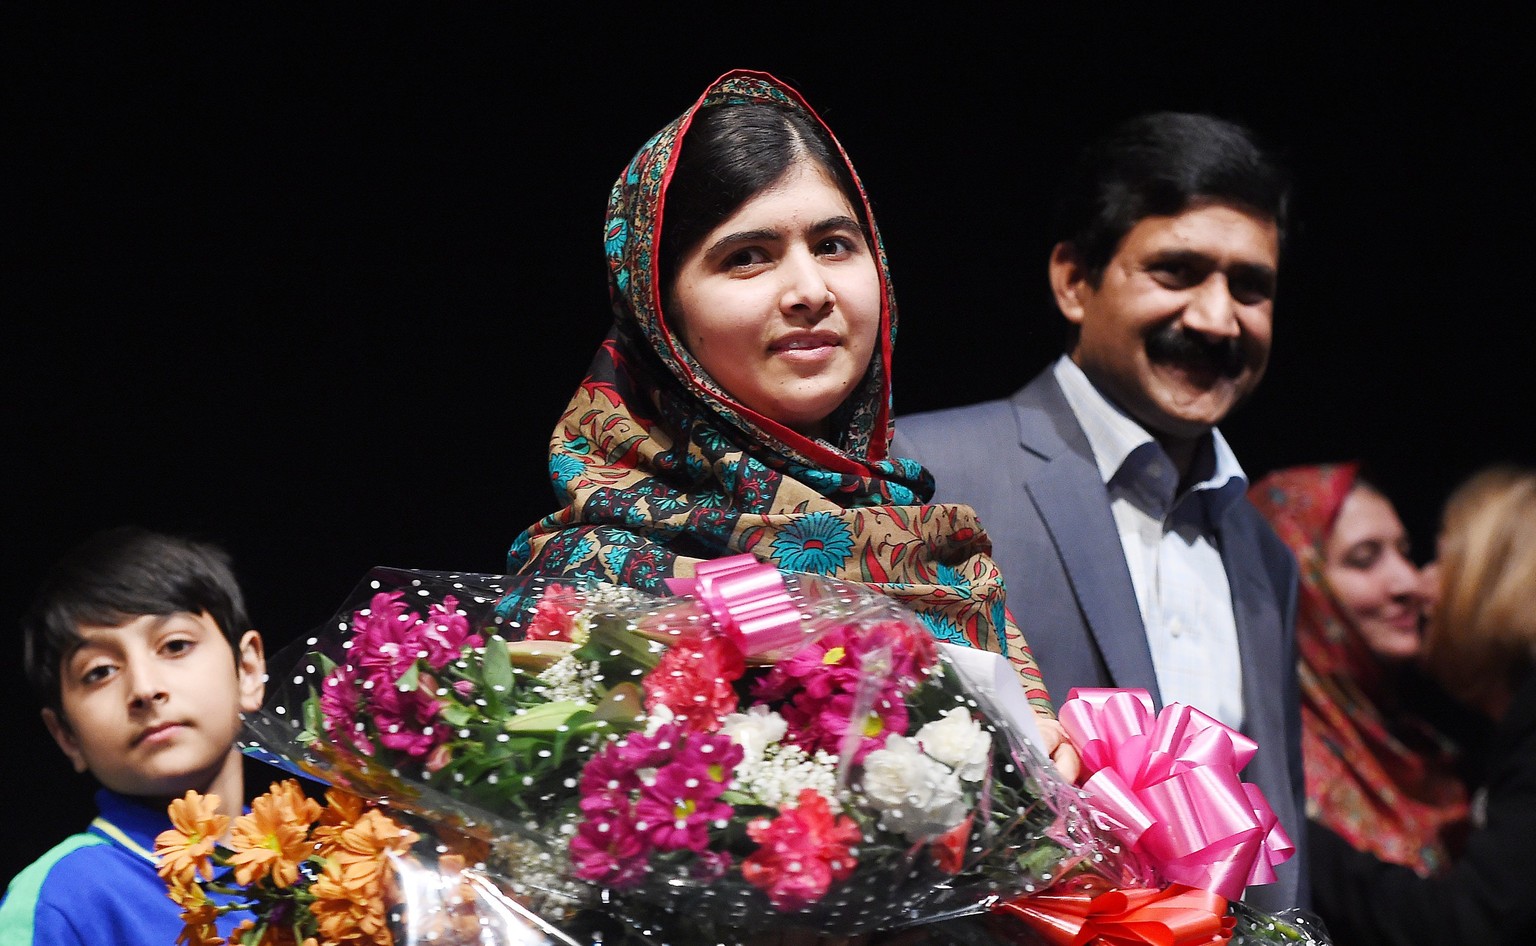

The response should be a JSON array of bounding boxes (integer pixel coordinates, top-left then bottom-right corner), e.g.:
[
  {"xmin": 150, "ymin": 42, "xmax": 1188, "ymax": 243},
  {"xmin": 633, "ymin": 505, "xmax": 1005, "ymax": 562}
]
[
  {"xmin": 1054, "ymin": 110, "xmax": 1292, "ymax": 287},
  {"xmin": 22, "ymin": 526, "xmax": 251, "ymax": 714}
]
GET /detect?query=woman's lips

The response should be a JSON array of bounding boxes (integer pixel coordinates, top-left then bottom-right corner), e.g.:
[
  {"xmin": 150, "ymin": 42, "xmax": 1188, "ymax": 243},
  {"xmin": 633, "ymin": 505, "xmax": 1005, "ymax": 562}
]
[{"xmin": 770, "ymin": 332, "xmax": 840, "ymax": 356}]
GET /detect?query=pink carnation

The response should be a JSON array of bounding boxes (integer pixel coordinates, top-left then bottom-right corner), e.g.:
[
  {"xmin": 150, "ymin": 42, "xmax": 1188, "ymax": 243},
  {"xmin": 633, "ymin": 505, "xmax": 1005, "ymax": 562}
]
[
  {"xmin": 526, "ymin": 583, "xmax": 585, "ymax": 642},
  {"xmin": 643, "ymin": 634, "xmax": 744, "ymax": 732},
  {"xmin": 742, "ymin": 789, "xmax": 861, "ymax": 911}
]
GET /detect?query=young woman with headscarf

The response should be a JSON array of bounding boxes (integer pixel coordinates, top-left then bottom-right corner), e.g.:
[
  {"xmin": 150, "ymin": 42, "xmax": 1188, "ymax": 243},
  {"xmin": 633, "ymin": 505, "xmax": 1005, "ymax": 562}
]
[{"xmin": 504, "ymin": 69, "xmax": 1075, "ymax": 773}]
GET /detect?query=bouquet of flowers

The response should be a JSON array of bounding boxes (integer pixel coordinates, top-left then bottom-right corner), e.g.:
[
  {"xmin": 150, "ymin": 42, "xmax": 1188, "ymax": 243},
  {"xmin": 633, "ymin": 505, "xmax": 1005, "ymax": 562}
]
[{"xmin": 203, "ymin": 556, "xmax": 1330, "ymax": 945}]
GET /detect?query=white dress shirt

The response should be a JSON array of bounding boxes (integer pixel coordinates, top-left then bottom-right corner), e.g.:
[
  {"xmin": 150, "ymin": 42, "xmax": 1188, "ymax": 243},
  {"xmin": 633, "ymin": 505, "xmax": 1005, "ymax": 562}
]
[{"xmin": 1053, "ymin": 356, "xmax": 1248, "ymax": 729}]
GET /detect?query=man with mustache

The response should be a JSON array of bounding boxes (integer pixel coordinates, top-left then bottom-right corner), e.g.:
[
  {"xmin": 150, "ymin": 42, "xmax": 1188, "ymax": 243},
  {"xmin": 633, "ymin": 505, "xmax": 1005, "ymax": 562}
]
[{"xmin": 893, "ymin": 111, "xmax": 1306, "ymax": 912}]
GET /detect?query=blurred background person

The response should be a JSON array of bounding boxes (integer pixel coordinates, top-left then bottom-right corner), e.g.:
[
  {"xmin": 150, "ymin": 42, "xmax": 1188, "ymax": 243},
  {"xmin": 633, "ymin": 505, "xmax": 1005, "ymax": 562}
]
[
  {"xmin": 1250, "ymin": 463, "xmax": 1470, "ymax": 881},
  {"xmin": 1302, "ymin": 465, "xmax": 1536, "ymax": 944}
]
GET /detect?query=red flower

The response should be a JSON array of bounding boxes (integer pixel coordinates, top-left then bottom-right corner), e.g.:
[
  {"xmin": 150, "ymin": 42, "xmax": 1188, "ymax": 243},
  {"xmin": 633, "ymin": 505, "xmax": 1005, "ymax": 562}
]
[
  {"xmin": 741, "ymin": 789, "xmax": 861, "ymax": 911},
  {"xmin": 526, "ymin": 584, "xmax": 585, "ymax": 642},
  {"xmin": 643, "ymin": 634, "xmax": 744, "ymax": 732},
  {"xmin": 930, "ymin": 814, "xmax": 974, "ymax": 875}
]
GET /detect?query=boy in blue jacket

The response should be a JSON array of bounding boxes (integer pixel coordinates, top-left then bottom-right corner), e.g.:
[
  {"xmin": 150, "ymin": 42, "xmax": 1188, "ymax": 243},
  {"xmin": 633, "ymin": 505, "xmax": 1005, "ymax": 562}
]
[{"xmin": 0, "ymin": 526, "xmax": 265, "ymax": 944}]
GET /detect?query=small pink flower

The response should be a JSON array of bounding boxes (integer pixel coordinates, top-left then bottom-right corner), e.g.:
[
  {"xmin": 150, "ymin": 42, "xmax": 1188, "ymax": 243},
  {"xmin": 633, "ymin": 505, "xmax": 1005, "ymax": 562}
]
[
  {"xmin": 610, "ymin": 725, "xmax": 682, "ymax": 772},
  {"xmin": 370, "ymin": 684, "xmax": 444, "ymax": 758},
  {"xmin": 580, "ymin": 748, "xmax": 642, "ymax": 797},
  {"xmin": 318, "ymin": 664, "xmax": 372, "ymax": 755},
  {"xmin": 814, "ymin": 687, "xmax": 908, "ymax": 762}
]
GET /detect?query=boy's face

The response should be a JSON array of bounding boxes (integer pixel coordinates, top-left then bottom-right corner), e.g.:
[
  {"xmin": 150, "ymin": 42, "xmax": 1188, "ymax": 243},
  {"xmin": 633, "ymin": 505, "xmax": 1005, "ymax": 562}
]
[{"xmin": 42, "ymin": 611, "xmax": 264, "ymax": 800}]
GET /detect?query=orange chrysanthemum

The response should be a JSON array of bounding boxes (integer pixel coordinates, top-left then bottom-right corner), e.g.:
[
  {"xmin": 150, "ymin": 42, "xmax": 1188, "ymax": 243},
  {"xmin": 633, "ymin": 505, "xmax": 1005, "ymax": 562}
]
[
  {"xmin": 156, "ymin": 790, "xmax": 231, "ymax": 885},
  {"xmin": 226, "ymin": 785, "xmax": 316, "ymax": 887},
  {"xmin": 173, "ymin": 884, "xmax": 226, "ymax": 946},
  {"xmin": 310, "ymin": 788, "xmax": 369, "ymax": 848},
  {"xmin": 310, "ymin": 859, "xmax": 391, "ymax": 945}
]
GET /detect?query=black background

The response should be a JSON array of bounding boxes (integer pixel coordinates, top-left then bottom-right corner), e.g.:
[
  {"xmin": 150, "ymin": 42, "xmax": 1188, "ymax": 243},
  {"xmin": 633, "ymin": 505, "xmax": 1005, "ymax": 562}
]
[{"xmin": 4, "ymin": 6, "xmax": 1533, "ymax": 884}]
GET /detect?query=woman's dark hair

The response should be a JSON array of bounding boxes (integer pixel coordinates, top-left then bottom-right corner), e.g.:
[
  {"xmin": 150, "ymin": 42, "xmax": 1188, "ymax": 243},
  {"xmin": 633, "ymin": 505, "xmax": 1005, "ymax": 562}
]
[
  {"xmin": 1055, "ymin": 110, "xmax": 1292, "ymax": 286},
  {"xmin": 657, "ymin": 101, "xmax": 866, "ymax": 300},
  {"xmin": 21, "ymin": 525, "xmax": 251, "ymax": 714}
]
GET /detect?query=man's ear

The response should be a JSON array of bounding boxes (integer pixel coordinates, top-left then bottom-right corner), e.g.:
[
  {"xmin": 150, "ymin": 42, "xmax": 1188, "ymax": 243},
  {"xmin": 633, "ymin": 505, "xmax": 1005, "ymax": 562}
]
[
  {"xmin": 236, "ymin": 629, "xmax": 266, "ymax": 714},
  {"xmin": 42, "ymin": 707, "xmax": 89, "ymax": 774},
  {"xmin": 1048, "ymin": 242, "xmax": 1091, "ymax": 327}
]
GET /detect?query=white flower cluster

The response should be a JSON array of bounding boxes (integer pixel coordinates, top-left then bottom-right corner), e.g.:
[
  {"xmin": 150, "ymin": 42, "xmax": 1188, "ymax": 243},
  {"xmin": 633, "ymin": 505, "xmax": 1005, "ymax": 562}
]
[
  {"xmin": 859, "ymin": 708, "xmax": 991, "ymax": 842},
  {"xmin": 579, "ymin": 580, "xmax": 653, "ymax": 611},
  {"xmin": 721, "ymin": 706, "xmax": 843, "ymax": 812},
  {"xmin": 535, "ymin": 654, "xmax": 604, "ymax": 705},
  {"xmin": 488, "ymin": 822, "xmax": 594, "ymax": 918}
]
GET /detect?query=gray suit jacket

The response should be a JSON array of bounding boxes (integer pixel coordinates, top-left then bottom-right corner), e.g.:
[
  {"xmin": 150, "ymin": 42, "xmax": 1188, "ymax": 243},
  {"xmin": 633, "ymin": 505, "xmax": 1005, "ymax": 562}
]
[{"xmin": 892, "ymin": 368, "xmax": 1308, "ymax": 913}]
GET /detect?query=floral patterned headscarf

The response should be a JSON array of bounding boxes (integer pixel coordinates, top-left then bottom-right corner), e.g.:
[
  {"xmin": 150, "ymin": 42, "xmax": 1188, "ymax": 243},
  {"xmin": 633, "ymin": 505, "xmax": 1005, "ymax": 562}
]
[
  {"xmin": 1249, "ymin": 463, "xmax": 1467, "ymax": 874},
  {"xmin": 507, "ymin": 70, "xmax": 1049, "ymax": 711}
]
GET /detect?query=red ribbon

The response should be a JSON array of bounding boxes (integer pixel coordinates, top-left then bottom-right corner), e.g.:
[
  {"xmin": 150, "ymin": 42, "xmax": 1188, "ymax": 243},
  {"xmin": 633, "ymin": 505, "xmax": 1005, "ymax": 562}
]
[
  {"xmin": 994, "ymin": 881, "xmax": 1234, "ymax": 946},
  {"xmin": 663, "ymin": 554, "xmax": 806, "ymax": 658},
  {"xmin": 1057, "ymin": 688, "xmax": 1294, "ymax": 901}
]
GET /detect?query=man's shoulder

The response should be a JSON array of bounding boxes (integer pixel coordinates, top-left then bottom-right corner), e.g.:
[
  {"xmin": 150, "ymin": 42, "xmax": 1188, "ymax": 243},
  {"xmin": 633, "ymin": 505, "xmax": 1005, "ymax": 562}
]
[{"xmin": 896, "ymin": 368, "xmax": 1061, "ymax": 441}]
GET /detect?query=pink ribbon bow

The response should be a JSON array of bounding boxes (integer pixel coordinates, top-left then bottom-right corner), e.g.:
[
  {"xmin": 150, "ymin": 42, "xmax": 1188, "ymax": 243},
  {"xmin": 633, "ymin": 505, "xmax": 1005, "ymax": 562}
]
[
  {"xmin": 1058, "ymin": 688, "xmax": 1294, "ymax": 901},
  {"xmin": 663, "ymin": 554, "xmax": 806, "ymax": 658}
]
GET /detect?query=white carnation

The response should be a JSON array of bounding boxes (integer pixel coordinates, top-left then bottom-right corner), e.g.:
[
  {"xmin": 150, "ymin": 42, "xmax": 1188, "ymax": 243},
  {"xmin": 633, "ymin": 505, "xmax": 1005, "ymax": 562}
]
[
  {"xmin": 914, "ymin": 708, "xmax": 991, "ymax": 781},
  {"xmin": 720, "ymin": 705, "xmax": 789, "ymax": 763},
  {"xmin": 860, "ymin": 735, "xmax": 967, "ymax": 841}
]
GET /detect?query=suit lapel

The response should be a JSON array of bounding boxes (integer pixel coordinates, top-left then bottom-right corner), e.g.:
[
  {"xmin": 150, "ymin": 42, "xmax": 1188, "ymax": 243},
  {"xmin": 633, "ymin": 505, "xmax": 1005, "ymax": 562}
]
[
  {"xmin": 1220, "ymin": 504, "xmax": 1283, "ymax": 735},
  {"xmin": 1014, "ymin": 374, "xmax": 1161, "ymax": 702}
]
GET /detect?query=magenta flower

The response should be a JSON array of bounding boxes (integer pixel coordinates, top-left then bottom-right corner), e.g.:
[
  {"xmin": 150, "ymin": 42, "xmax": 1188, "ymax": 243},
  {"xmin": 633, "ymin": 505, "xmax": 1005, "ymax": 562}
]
[
  {"xmin": 418, "ymin": 596, "xmax": 483, "ymax": 669},
  {"xmin": 352, "ymin": 591, "xmax": 420, "ymax": 682},
  {"xmin": 369, "ymin": 681, "xmax": 444, "ymax": 758},
  {"xmin": 786, "ymin": 688, "xmax": 903, "ymax": 761},
  {"xmin": 753, "ymin": 625, "xmax": 863, "ymax": 702},
  {"xmin": 609, "ymin": 724, "xmax": 683, "ymax": 772},
  {"xmin": 580, "ymin": 749, "xmax": 642, "ymax": 797},
  {"xmin": 635, "ymin": 764, "xmax": 733, "ymax": 852},
  {"xmin": 317, "ymin": 664, "xmax": 372, "ymax": 755},
  {"xmin": 570, "ymin": 810, "xmax": 650, "ymax": 887}
]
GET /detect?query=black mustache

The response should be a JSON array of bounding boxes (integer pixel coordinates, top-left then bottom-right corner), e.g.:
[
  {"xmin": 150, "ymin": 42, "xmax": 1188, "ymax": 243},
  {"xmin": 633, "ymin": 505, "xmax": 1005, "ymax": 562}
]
[{"xmin": 1145, "ymin": 326, "xmax": 1245, "ymax": 379}]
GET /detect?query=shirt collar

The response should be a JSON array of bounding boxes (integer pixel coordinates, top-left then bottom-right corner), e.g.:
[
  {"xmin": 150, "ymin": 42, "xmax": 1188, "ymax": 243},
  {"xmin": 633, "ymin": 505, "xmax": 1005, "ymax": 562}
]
[
  {"xmin": 91, "ymin": 788, "xmax": 173, "ymax": 864},
  {"xmin": 1052, "ymin": 355, "xmax": 1248, "ymax": 517}
]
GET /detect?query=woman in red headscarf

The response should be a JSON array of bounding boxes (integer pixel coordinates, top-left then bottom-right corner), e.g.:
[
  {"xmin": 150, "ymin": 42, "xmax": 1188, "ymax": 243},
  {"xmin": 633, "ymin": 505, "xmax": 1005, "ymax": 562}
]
[{"xmin": 1249, "ymin": 463, "xmax": 1469, "ymax": 877}]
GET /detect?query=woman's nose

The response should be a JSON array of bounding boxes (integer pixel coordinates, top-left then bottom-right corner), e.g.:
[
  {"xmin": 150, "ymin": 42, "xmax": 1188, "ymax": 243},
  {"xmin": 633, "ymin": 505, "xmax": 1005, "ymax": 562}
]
[{"xmin": 779, "ymin": 251, "xmax": 833, "ymax": 318}]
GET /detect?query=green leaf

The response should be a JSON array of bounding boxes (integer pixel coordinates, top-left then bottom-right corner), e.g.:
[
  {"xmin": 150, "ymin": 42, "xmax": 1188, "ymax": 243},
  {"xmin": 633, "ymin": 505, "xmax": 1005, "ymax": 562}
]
[
  {"xmin": 483, "ymin": 636, "xmax": 514, "ymax": 695},
  {"xmin": 396, "ymin": 661, "xmax": 422, "ymax": 692},
  {"xmin": 440, "ymin": 701, "xmax": 473, "ymax": 727},
  {"xmin": 590, "ymin": 682, "xmax": 647, "ymax": 731},
  {"xmin": 504, "ymin": 700, "xmax": 591, "ymax": 733}
]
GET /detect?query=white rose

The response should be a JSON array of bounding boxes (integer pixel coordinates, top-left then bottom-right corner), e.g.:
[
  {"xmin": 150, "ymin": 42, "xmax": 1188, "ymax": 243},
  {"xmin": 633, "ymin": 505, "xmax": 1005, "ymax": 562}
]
[
  {"xmin": 914, "ymin": 708, "xmax": 991, "ymax": 781},
  {"xmin": 860, "ymin": 735, "xmax": 967, "ymax": 841},
  {"xmin": 720, "ymin": 705, "xmax": 788, "ymax": 762}
]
